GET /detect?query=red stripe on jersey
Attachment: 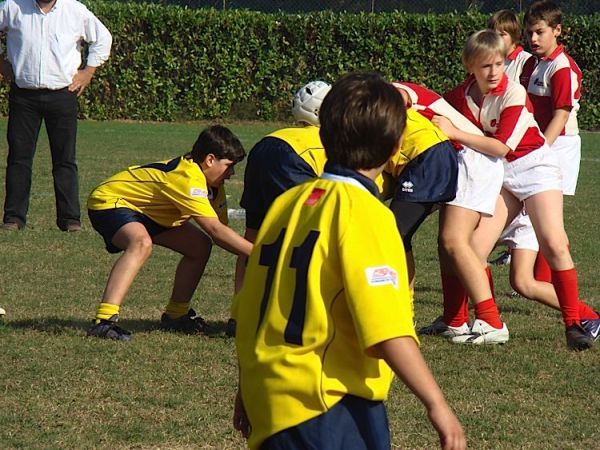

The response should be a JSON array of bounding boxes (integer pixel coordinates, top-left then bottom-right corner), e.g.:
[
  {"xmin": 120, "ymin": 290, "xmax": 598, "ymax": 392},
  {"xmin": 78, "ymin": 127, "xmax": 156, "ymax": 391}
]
[
  {"xmin": 520, "ymin": 56, "xmax": 536, "ymax": 88},
  {"xmin": 494, "ymin": 105, "xmax": 524, "ymax": 145},
  {"xmin": 444, "ymin": 82, "xmax": 482, "ymax": 129},
  {"xmin": 398, "ymin": 81, "xmax": 442, "ymax": 107},
  {"xmin": 304, "ymin": 188, "xmax": 326, "ymax": 206},
  {"xmin": 526, "ymin": 48, "xmax": 581, "ymax": 135}
]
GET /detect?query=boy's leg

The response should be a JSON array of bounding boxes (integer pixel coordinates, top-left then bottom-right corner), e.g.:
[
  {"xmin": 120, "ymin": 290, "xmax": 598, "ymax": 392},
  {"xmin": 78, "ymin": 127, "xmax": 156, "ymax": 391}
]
[
  {"xmin": 510, "ymin": 249, "xmax": 560, "ymax": 309},
  {"xmin": 153, "ymin": 221, "xmax": 213, "ymax": 304},
  {"xmin": 101, "ymin": 222, "xmax": 154, "ymax": 305},
  {"xmin": 525, "ymin": 190, "xmax": 594, "ymax": 350},
  {"xmin": 389, "ymin": 200, "xmax": 436, "ymax": 289},
  {"xmin": 88, "ymin": 221, "xmax": 154, "ymax": 340},
  {"xmin": 152, "ymin": 221, "xmax": 215, "ymax": 334}
]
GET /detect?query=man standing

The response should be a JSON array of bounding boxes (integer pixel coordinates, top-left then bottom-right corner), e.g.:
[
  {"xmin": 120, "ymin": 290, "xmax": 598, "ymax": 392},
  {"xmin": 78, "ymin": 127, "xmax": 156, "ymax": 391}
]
[{"xmin": 0, "ymin": 0, "xmax": 112, "ymax": 231}]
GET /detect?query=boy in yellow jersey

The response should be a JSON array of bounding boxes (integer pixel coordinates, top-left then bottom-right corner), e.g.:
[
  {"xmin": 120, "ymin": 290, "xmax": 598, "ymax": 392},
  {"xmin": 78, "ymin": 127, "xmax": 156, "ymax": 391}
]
[
  {"xmin": 232, "ymin": 73, "xmax": 465, "ymax": 450},
  {"xmin": 86, "ymin": 125, "xmax": 253, "ymax": 340}
]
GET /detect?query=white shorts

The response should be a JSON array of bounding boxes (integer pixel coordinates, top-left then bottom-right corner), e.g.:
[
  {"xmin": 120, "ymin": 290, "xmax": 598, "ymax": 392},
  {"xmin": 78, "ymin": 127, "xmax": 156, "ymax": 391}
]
[
  {"xmin": 503, "ymin": 144, "xmax": 562, "ymax": 201},
  {"xmin": 553, "ymin": 135, "xmax": 581, "ymax": 196},
  {"xmin": 446, "ymin": 147, "xmax": 503, "ymax": 216},
  {"xmin": 499, "ymin": 208, "xmax": 539, "ymax": 251}
]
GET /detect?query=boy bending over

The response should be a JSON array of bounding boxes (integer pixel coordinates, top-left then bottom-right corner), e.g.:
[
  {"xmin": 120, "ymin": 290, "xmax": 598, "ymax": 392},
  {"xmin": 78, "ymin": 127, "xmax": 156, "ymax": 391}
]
[{"xmin": 87, "ymin": 125, "xmax": 252, "ymax": 340}]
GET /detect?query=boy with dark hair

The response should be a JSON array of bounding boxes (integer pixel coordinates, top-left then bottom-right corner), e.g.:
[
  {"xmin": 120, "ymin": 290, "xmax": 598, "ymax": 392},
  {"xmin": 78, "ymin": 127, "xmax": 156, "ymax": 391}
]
[
  {"xmin": 86, "ymin": 125, "xmax": 253, "ymax": 340},
  {"xmin": 232, "ymin": 72, "xmax": 465, "ymax": 450}
]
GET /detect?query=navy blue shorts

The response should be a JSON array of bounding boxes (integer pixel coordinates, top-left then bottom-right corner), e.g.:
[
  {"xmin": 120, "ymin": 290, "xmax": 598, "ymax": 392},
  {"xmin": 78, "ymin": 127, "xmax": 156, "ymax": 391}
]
[
  {"xmin": 261, "ymin": 395, "xmax": 390, "ymax": 450},
  {"xmin": 393, "ymin": 140, "xmax": 458, "ymax": 203},
  {"xmin": 240, "ymin": 137, "xmax": 317, "ymax": 229},
  {"xmin": 88, "ymin": 208, "xmax": 169, "ymax": 253}
]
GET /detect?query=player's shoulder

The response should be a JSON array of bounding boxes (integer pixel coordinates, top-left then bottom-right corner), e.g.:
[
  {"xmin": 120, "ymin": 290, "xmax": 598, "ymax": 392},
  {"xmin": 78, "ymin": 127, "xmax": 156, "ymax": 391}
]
[{"xmin": 501, "ymin": 78, "xmax": 529, "ymax": 106}]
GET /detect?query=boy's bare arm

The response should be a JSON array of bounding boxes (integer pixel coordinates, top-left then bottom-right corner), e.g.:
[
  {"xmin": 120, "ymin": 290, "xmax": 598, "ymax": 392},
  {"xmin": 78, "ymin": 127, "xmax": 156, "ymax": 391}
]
[
  {"xmin": 543, "ymin": 107, "xmax": 570, "ymax": 146},
  {"xmin": 432, "ymin": 115, "xmax": 509, "ymax": 158},
  {"xmin": 372, "ymin": 337, "xmax": 466, "ymax": 450},
  {"xmin": 193, "ymin": 216, "xmax": 253, "ymax": 256}
]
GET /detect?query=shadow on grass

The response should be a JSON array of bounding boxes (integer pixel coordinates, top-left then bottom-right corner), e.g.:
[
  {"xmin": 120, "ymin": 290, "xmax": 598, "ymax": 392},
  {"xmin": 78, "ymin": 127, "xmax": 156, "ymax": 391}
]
[
  {"xmin": 3, "ymin": 316, "xmax": 235, "ymax": 339},
  {"xmin": 4, "ymin": 316, "xmax": 156, "ymax": 335}
]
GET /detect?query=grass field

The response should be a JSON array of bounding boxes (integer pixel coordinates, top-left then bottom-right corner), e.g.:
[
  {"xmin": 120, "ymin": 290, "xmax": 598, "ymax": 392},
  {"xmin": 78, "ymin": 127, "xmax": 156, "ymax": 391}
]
[{"xmin": 0, "ymin": 120, "xmax": 599, "ymax": 449}]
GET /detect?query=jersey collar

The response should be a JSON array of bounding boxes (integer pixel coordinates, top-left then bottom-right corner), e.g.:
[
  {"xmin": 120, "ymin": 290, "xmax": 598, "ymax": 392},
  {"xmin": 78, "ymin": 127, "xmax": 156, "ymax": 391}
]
[
  {"xmin": 489, "ymin": 73, "xmax": 509, "ymax": 96},
  {"xmin": 322, "ymin": 161, "xmax": 379, "ymax": 197},
  {"xmin": 506, "ymin": 46, "xmax": 524, "ymax": 61},
  {"xmin": 541, "ymin": 44, "xmax": 564, "ymax": 61}
]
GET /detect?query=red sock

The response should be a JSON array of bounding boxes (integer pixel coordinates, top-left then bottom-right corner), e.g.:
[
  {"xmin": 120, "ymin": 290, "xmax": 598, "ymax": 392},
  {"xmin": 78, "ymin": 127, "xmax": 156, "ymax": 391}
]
[
  {"xmin": 578, "ymin": 302, "xmax": 599, "ymax": 321},
  {"xmin": 552, "ymin": 268, "xmax": 580, "ymax": 327},
  {"xmin": 534, "ymin": 253, "xmax": 552, "ymax": 283},
  {"xmin": 441, "ymin": 272, "xmax": 469, "ymax": 326},
  {"xmin": 474, "ymin": 299, "xmax": 503, "ymax": 329},
  {"xmin": 485, "ymin": 266, "xmax": 496, "ymax": 298}
]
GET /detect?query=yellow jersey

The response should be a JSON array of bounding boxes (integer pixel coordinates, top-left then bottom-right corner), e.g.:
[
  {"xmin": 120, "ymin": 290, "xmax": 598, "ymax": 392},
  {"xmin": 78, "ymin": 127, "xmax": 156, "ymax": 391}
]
[
  {"xmin": 267, "ymin": 126, "xmax": 327, "ymax": 175},
  {"xmin": 87, "ymin": 157, "xmax": 225, "ymax": 228},
  {"xmin": 232, "ymin": 163, "xmax": 417, "ymax": 449},
  {"xmin": 385, "ymin": 108, "xmax": 449, "ymax": 178}
]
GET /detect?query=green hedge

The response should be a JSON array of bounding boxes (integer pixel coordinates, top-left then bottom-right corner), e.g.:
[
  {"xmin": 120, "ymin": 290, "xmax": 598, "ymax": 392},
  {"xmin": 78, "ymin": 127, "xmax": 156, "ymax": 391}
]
[{"xmin": 7, "ymin": 3, "xmax": 599, "ymax": 128}]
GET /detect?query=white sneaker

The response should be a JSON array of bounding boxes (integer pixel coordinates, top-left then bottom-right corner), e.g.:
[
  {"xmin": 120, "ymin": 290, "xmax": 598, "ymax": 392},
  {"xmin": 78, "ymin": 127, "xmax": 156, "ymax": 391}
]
[
  {"xmin": 418, "ymin": 316, "xmax": 470, "ymax": 338},
  {"xmin": 0, "ymin": 306, "xmax": 5, "ymax": 316},
  {"xmin": 450, "ymin": 319, "xmax": 509, "ymax": 345}
]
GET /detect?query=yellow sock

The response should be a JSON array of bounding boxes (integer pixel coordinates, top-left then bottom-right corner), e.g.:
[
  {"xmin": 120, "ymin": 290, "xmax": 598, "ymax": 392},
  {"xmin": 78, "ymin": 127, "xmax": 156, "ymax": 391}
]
[
  {"xmin": 95, "ymin": 302, "xmax": 120, "ymax": 324},
  {"xmin": 164, "ymin": 301, "xmax": 190, "ymax": 320}
]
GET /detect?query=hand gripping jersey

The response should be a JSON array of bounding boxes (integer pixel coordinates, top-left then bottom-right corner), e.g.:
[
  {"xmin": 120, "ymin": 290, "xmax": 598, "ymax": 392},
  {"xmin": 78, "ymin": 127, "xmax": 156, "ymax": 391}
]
[
  {"xmin": 521, "ymin": 44, "xmax": 581, "ymax": 135},
  {"xmin": 87, "ymin": 157, "xmax": 223, "ymax": 227},
  {"xmin": 384, "ymin": 108, "xmax": 449, "ymax": 178},
  {"xmin": 444, "ymin": 74, "xmax": 546, "ymax": 162},
  {"xmin": 504, "ymin": 46, "xmax": 533, "ymax": 84},
  {"xmin": 232, "ymin": 164, "xmax": 417, "ymax": 449}
]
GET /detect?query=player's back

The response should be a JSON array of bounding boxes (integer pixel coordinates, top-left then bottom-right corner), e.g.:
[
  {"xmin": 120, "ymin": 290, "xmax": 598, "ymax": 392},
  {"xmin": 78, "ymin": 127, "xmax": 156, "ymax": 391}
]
[
  {"xmin": 233, "ymin": 169, "xmax": 413, "ymax": 449},
  {"xmin": 267, "ymin": 125, "xmax": 327, "ymax": 175}
]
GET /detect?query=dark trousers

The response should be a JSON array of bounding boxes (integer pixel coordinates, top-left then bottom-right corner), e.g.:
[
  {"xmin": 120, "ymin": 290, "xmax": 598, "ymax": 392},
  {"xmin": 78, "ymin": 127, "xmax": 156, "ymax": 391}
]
[{"xmin": 3, "ymin": 84, "xmax": 80, "ymax": 230}]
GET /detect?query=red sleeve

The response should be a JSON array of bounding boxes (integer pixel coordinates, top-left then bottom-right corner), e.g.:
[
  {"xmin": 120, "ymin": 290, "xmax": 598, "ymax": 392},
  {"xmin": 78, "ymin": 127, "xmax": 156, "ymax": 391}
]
[
  {"xmin": 444, "ymin": 86, "xmax": 479, "ymax": 127},
  {"xmin": 551, "ymin": 67, "xmax": 574, "ymax": 110}
]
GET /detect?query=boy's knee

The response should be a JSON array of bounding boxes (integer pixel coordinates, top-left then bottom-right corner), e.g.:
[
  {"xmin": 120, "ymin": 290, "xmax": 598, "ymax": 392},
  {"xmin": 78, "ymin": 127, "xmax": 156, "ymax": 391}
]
[{"xmin": 127, "ymin": 235, "xmax": 153, "ymax": 258}]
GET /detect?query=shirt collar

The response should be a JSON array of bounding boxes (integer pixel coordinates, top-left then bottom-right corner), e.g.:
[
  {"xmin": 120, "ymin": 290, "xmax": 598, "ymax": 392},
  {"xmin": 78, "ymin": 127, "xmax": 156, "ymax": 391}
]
[
  {"xmin": 34, "ymin": 0, "xmax": 59, "ymax": 13},
  {"xmin": 323, "ymin": 161, "xmax": 380, "ymax": 197},
  {"xmin": 489, "ymin": 73, "xmax": 509, "ymax": 96},
  {"xmin": 506, "ymin": 46, "xmax": 524, "ymax": 61},
  {"xmin": 541, "ymin": 44, "xmax": 564, "ymax": 61}
]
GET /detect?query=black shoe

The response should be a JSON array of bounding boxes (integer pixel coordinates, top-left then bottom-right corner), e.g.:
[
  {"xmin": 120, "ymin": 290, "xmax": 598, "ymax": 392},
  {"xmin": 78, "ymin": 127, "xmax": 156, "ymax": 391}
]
[
  {"xmin": 87, "ymin": 314, "xmax": 132, "ymax": 341},
  {"xmin": 581, "ymin": 313, "xmax": 600, "ymax": 342},
  {"xmin": 565, "ymin": 324, "xmax": 594, "ymax": 351},
  {"xmin": 225, "ymin": 318, "xmax": 236, "ymax": 337},
  {"xmin": 160, "ymin": 308, "xmax": 214, "ymax": 334},
  {"xmin": 2, "ymin": 221, "xmax": 21, "ymax": 231}
]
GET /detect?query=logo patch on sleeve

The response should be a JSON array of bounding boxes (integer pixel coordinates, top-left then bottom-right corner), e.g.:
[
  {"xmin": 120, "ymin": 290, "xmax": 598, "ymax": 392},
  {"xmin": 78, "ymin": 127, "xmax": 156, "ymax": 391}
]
[
  {"xmin": 304, "ymin": 188, "xmax": 326, "ymax": 206},
  {"xmin": 190, "ymin": 187, "xmax": 208, "ymax": 198},
  {"xmin": 365, "ymin": 265, "xmax": 398, "ymax": 288}
]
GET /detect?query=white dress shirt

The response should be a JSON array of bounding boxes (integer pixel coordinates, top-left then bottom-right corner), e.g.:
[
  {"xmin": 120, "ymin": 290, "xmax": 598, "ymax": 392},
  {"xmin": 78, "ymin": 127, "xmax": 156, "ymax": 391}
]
[{"xmin": 0, "ymin": 0, "xmax": 112, "ymax": 89}]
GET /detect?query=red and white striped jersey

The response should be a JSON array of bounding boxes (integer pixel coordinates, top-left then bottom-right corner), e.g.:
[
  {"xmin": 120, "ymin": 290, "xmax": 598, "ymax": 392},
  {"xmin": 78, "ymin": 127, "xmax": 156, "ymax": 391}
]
[
  {"xmin": 444, "ymin": 74, "xmax": 546, "ymax": 162},
  {"xmin": 505, "ymin": 46, "xmax": 533, "ymax": 86},
  {"xmin": 521, "ymin": 45, "xmax": 581, "ymax": 135},
  {"xmin": 392, "ymin": 81, "xmax": 483, "ymax": 136}
]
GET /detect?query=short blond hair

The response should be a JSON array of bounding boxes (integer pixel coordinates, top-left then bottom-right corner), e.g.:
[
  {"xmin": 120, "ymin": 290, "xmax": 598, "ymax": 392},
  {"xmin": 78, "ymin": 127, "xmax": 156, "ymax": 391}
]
[{"xmin": 462, "ymin": 29, "xmax": 508, "ymax": 70}]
